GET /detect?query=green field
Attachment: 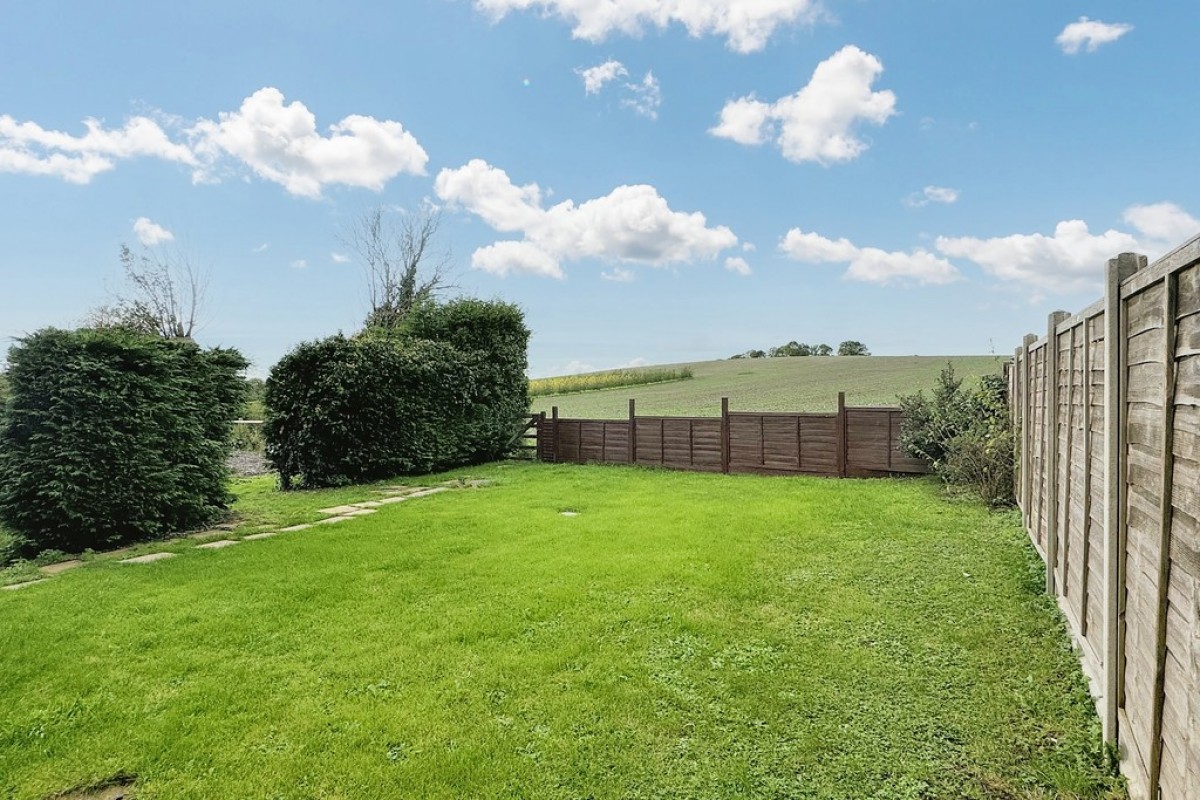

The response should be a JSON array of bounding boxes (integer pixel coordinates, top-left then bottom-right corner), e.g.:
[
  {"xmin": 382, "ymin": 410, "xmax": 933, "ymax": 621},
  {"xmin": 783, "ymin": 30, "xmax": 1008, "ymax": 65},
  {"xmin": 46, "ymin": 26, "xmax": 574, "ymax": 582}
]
[
  {"xmin": 0, "ymin": 463, "xmax": 1120, "ymax": 799},
  {"xmin": 530, "ymin": 355, "xmax": 1006, "ymax": 419}
]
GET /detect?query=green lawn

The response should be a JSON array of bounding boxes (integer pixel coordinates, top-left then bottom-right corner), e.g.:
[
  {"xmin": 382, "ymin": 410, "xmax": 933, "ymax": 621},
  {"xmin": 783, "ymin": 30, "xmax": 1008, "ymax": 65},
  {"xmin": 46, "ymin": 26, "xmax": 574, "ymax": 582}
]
[
  {"xmin": 531, "ymin": 355, "xmax": 1005, "ymax": 418},
  {"xmin": 0, "ymin": 463, "xmax": 1120, "ymax": 799}
]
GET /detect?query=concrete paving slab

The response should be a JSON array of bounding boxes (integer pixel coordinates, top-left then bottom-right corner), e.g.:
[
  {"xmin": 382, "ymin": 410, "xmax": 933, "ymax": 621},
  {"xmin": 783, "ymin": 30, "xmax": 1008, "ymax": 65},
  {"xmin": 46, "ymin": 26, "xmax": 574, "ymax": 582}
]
[
  {"xmin": 560, "ymin": 511, "xmax": 580, "ymax": 517},
  {"xmin": 407, "ymin": 488, "xmax": 449, "ymax": 499},
  {"xmin": 243, "ymin": 531, "xmax": 280, "ymax": 540},
  {"xmin": 196, "ymin": 540, "xmax": 238, "ymax": 549},
  {"xmin": 120, "ymin": 552, "xmax": 177, "ymax": 564},
  {"xmin": 316, "ymin": 515, "xmax": 354, "ymax": 525},
  {"xmin": 279, "ymin": 523, "xmax": 313, "ymax": 532},
  {"xmin": 40, "ymin": 559, "xmax": 84, "ymax": 576},
  {"xmin": 317, "ymin": 505, "xmax": 361, "ymax": 516},
  {"xmin": 346, "ymin": 508, "xmax": 377, "ymax": 516},
  {"xmin": 2, "ymin": 579, "xmax": 48, "ymax": 590},
  {"xmin": 376, "ymin": 496, "xmax": 410, "ymax": 505},
  {"xmin": 352, "ymin": 500, "xmax": 385, "ymax": 508}
]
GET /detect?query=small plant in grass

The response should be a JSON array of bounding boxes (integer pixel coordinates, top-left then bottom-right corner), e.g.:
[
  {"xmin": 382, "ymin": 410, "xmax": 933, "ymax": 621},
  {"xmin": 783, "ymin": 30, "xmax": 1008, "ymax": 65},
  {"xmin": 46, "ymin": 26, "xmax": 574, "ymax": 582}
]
[{"xmin": 899, "ymin": 365, "xmax": 1014, "ymax": 506}]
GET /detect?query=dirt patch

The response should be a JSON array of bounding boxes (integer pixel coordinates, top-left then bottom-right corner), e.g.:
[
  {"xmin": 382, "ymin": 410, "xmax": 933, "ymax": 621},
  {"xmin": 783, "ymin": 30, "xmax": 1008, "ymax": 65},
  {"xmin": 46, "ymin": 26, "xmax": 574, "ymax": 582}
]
[{"xmin": 50, "ymin": 774, "xmax": 136, "ymax": 800}]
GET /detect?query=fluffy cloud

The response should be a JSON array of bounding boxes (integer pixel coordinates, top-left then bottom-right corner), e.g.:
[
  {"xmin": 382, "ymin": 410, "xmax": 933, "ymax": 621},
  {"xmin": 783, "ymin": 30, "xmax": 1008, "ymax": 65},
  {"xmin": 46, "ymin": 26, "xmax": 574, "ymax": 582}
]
[
  {"xmin": 780, "ymin": 228, "xmax": 960, "ymax": 286},
  {"xmin": 577, "ymin": 60, "xmax": 628, "ymax": 94},
  {"xmin": 0, "ymin": 89, "xmax": 427, "ymax": 199},
  {"xmin": 0, "ymin": 115, "xmax": 196, "ymax": 183},
  {"xmin": 133, "ymin": 217, "xmax": 174, "ymax": 246},
  {"xmin": 330, "ymin": 251, "xmax": 350, "ymax": 263},
  {"xmin": 435, "ymin": 158, "xmax": 737, "ymax": 278},
  {"xmin": 903, "ymin": 185, "xmax": 959, "ymax": 208},
  {"xmin": 476, "ymin": 0, "xmax": 821, "ymax": 53},
  {"xmin": 936, "ymin": 203, "xmax": 1199, "ymax": 293},
  {"xmin": 710, "ymin": 46, "xmax": 896, "ymax": 164},
  {"xmin": 1056, "ymin": 17, "xmax": 1133, "ymax": 54},
  {"xmin": 724, "ymin": 256, "xmax": 752, "ymax": 276},
  {"xmin": 189, "ymin": 88, "xmax": 428, "ymax": 198}
]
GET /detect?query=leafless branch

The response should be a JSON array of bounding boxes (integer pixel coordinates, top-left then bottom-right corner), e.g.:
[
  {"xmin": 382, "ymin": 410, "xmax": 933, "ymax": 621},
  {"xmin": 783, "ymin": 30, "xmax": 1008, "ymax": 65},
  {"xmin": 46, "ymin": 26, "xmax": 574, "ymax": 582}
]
[
  {"xmin": 342, "ymin": 206, "xmax": 455, "ymax": 331},
  {"xmin": 87, "ymin": 245, "xmax": 208, "ymax": 339}
]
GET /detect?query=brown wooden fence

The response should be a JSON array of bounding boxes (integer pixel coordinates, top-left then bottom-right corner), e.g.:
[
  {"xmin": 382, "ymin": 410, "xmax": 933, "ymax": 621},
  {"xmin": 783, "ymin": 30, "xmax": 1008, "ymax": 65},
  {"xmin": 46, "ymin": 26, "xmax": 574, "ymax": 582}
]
[
  {"xmin": 1011, "ymin": 237, "xmax": 1200, "ymax": 800},
  {"xmin": 537, "ymin": 393, "xmax": 928, "ymax": 478}
]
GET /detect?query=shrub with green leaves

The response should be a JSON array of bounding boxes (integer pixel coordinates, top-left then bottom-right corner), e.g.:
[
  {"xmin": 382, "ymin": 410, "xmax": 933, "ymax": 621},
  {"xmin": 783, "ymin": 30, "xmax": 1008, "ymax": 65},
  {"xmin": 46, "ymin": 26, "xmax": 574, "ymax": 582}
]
[
  {"xmin": 899, "ymin": 365, "xmax": 1014, "ymax": 506},
  {"xmin": 0, "ymin": 328, "xmax": 248, "ymax": 553},
  {"xmin": 265, "ymin": 299, "xmax": 529, "ymax": 489}
]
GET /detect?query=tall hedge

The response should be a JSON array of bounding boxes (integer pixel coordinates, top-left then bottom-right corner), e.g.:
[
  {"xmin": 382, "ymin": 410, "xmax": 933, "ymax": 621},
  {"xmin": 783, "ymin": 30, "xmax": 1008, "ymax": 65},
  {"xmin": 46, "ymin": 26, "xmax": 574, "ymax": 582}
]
[
  {"xmin": 0, "ymin": 328, "xmax": 248, "ymax": 553},
  {"xmin": 265, "ymin": 299, "xmax": 529, "ymax": 488}
]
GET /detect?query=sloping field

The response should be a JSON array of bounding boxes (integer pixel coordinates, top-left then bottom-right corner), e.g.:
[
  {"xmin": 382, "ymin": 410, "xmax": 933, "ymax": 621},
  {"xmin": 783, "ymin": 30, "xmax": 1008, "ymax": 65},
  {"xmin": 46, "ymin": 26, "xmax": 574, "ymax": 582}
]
[{"xmin": 532, "ymin": 355, "xmax": 1005, "ymax": 419}]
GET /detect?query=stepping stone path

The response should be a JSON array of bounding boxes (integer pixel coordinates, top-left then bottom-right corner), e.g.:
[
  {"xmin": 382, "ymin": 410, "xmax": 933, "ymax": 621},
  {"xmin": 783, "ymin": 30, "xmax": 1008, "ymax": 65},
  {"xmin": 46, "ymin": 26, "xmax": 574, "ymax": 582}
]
[
  {"xmin": 120, "ymin": 552, "xmax": 176, "ymax": 565},
  {"xmin": 196, "ymin": 539, "xmax": 238, "ymax": 550},
  {"xmin": 2, "ymin": 579, "xmax": 47, "ymax": 591},
  {"xmin": 4, "ymin": 479, "xmax": 492, "ymax": 590}
]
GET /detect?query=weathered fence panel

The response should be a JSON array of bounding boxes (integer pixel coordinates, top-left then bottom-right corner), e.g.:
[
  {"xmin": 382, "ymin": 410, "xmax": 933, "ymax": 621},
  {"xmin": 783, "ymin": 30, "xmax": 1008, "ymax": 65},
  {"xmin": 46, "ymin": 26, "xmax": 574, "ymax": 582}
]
[
  {"xmin": 1013, "ymin": 236, "xmax": 1200, "ymax": 800},
  {"xmin": 538, "ymin": 394, "xmax": 928, "ymax": 479}
]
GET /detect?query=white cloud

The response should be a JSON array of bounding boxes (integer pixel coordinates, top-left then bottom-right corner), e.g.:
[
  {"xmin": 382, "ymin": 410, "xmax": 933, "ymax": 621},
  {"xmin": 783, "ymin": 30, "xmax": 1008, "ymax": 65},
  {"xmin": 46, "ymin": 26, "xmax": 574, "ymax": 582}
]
[
  {"xmin": 780, "ymin": 228, "xmax": 960, "ymax": 286},
  {"xmin": 936, "ymin": 202, "xmax": 1199, "ymax": 293},
  {"xmin": 564, "ymin": 359, "xmax": 595, "ymax": 374},
  {"xmin": 189, "ymin": 88, "xmax": 428, "ymax": 198},
  {"xmin": 330, "ymin": 251, "xmax": 350, "ymax": 263},
  {"xmin": 290, "ymin": 259, "xmax": 308, "ymax": 270},
  {"xmin": 710, "ymin": 46, "xmax": 896, "ymax": 164},
  {"xmin": 435, "ymin": 158, "xmax": 737, "ymax": 279},
  {"xmin": 1056, "ymin": 17, "xmax": 1132, "ymax": 54},
  {"xmin": 476, "ymin": 0, "xmax": 822, "ymax": 53},
  {"xmin": 132, "ymin": 217, "xmax": 174, "ymax": 246},
  {"xmin": 724, "ymin": 256, "xmax": 752, "ymax": 276},
  {"xmin": 577, "ymin": 60, "xmax": 628, "ymax": 94},
  {"xmin": 742, "ymin": 242, "xmax": 756, "ymax": 252},
  {"xmin": 621, "ymin": 72, "xmax": 662, "ymax": 119},
  {"xmin": 903, "ymin": 185, "xmax": 960, "ymax": 208},
  {"xmin": 252, "ymin": 242, "xmax": 270, "ymax": 253},
  {"xmin": 0, "ymin": 114, "xmax": 196, "ymax": 183},
  {"xmin": 0, "ymin": 89, "xmax": 428, "ymax": 199},
  {"xmin": 1122, "ymin": 202, "xmax": 1200, "ymax": 247},
  {"xmin": 601, "ymin": 267, "xmax": 636, "ymax": 282}
]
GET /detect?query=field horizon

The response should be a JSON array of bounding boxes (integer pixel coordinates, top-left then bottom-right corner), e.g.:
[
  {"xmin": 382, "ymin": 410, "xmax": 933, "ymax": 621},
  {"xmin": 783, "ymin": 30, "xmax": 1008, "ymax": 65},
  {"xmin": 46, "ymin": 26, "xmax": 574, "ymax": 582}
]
[{"xmin": 531, "ymin": 354, "xmax": 1006, "ymax": 419}]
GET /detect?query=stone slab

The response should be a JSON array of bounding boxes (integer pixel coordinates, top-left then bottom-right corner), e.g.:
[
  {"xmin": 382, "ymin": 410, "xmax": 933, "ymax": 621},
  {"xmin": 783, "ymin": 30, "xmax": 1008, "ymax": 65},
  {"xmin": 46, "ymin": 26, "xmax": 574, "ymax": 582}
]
[
  {"xmin": 40, "ymin": 559, "xmax": 84, "ymax": 576},
  {"xmin": 317, "ymin": 505, "xmax": 362, "ymax": 516},
  {"xmin": 120, "ymin": 552, "xmax": 177, "ymax": 564},
  {"xmin": 279, "ymin": 523, "xmax": 313, "ymax": 532},
  {"xmin": 316, "ymin": 515, "xmax": 353, "ymax": 525},
  {"xmin": 407, "ymin": 487, "xmax": 449, "ymax": 499},
  {"xmin": 352, "ymin": 500, "xmax": 385, "ymax": 508},
  {"xmin": 376, "ymin": 496, "xmax": 410, "ymax": 505},
  {"xmin": 346, "ymin": 508, "xmax": 377, "ymax": 516},
  {"xmin": 196, "ymin": 540, "xmax": 238, "ymax": 549},
  {"xmin": 243, "ymin": 531, "xmax": 280, "ymax": 541},
  {"xmin": 560, "ymin": 511, "xmax": 579, "ymax": 517},
  {"xmin": 2, "ymin": 579, "xmax": 47, "ymax": 591}
]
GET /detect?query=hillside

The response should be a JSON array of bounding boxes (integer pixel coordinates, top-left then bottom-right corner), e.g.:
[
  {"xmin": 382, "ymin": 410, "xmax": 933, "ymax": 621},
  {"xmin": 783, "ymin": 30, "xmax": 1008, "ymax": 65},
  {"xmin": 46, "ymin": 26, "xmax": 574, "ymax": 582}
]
[{"xmin": 531, "ymin": 355, "xmax": 1006, "ymax": 419}]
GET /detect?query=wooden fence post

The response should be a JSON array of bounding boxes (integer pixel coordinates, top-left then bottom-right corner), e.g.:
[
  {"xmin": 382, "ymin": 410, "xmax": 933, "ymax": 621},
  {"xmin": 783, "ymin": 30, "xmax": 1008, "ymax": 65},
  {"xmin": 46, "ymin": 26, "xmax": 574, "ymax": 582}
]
[
  {"xmin": 721, "ymin": 397, "xmax": 730, "ymax": 474},
  {"xmin": 837, "ymin": 392, "xmax": 848, "ymax": 478},
  {"xmin": 1147, "ymin": 269, "xmax": 1178, "ymax": 798},
  {"xmin": 1022, "ymin": 333, "xmax": 1037, "ymax": 528},
  {"xmin": 1103, "ymin": 252, "xmax": 1144, "ymax": 744},
  {"xmin": 628, "ymin": 399, "xmax": 637, "ymax": 465},
  {"xmin": 1045, "ymin": 310, "xmax": 1070, "ymax": 595},
  {"xmin": 551, "ymin": 406, "xmax": 559, "ymax": 464}
]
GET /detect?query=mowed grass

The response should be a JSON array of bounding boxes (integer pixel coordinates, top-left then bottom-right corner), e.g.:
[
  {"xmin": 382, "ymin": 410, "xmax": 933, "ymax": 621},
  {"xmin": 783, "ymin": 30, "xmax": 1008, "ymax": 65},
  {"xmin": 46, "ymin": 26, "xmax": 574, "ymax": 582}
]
[
  {"xmin": 531, "ymin": 355, "xmax": 1005, "ymax": 418},
  {"xmin": 0, "ymin": 464, "xmax": 1121, "ymax": 799}
]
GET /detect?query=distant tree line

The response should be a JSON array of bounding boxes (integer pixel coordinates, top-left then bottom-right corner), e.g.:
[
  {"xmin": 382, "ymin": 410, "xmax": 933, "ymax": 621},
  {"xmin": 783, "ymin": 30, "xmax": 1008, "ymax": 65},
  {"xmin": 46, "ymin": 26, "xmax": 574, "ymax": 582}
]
[{"xmin": 730, "ymin": 340, "xmax": 870, "ymax": 359}]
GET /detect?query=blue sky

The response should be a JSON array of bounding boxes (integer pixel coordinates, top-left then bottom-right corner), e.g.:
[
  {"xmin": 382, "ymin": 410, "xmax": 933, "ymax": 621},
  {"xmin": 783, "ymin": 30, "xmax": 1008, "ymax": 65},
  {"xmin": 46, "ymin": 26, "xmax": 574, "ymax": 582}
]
[{"xmin": 2, "ymin": 1, "xmax": 1197, "ymax": 377}]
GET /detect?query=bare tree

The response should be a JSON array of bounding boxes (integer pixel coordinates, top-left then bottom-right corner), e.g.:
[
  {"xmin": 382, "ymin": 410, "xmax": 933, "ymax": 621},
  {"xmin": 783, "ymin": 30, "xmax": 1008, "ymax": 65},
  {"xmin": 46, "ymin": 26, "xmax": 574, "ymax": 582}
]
[
  {"xmin": 344, "ymin": 206, "xmax": 454, "ymax": 331},
  {"xmin": 88, "ymin": 245, "xmax": 207, "ymax": 340}
]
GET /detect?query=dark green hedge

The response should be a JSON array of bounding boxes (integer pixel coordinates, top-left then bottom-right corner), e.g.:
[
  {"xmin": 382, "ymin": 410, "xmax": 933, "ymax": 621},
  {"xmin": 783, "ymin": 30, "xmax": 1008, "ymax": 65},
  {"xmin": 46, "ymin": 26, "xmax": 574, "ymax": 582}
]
[
  {"xmin": 265, "ymin": 300, "xmax": 529, "ymax": 488},
  {"xmin": 0, "ymin": 328, "xmax": 248, "ymax": 553}
]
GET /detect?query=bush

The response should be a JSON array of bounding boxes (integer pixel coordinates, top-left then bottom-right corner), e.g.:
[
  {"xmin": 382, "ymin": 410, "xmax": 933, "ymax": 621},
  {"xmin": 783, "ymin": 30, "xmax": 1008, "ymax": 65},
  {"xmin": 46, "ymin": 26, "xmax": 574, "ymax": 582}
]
[
  {"xmin": 0, "ymin": 328, "xmax": 248, "ymax": 553},
  {"xmin": 899, "ymin": 366, "xmax": 1014, "ymax": 506},
  {"xmin": 265, "ymin": 299, "xmax": 530, "ymax": 489}
]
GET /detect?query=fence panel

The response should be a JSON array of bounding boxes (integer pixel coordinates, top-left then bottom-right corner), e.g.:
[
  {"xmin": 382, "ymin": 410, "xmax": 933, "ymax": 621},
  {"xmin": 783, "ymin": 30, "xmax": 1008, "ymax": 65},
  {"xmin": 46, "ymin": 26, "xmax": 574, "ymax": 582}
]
[
  {"xmin": 540, "ymin": 394, "xmax": 927, "ymax": 480},
  {"xmin": 1012, "ymin": 237, "xmax": 1200, "ymax": 799}
]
